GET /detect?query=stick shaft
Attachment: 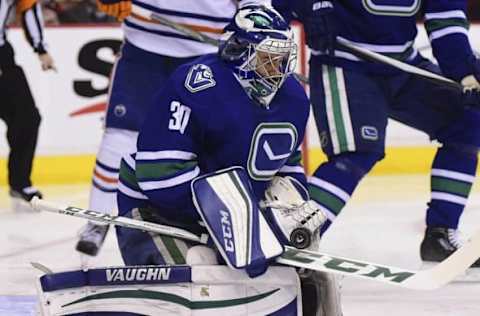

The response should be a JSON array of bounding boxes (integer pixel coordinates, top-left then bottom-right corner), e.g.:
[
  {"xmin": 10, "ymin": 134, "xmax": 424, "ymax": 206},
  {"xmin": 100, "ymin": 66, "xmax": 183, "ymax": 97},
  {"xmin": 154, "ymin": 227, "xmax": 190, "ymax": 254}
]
[
  {"xmin": 336, "ymin": 37, "xmax": 461, "ymax": 90},
  {"xmin": 31, "ymin": 198, "xmax": 203, "ymax": 243}
]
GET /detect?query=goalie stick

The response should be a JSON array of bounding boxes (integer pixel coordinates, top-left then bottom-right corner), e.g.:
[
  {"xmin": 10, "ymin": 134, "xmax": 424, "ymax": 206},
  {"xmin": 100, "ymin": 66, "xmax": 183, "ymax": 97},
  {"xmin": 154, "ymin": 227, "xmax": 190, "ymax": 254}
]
[
  {"xmin": 31, "ymin": 197, "xmax": 480, "ymax": 290},
  {"xmin": 130, "ymin": 4, "xmax": 464, "ymax": 91}
]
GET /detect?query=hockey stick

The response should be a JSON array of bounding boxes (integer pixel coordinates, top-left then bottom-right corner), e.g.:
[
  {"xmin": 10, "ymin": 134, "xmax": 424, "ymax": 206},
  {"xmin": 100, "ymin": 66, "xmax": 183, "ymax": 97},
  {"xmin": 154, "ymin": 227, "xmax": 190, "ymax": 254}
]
[
  {"xmin": 131, "ymin": 4, "xmax": 465, "ymax": 91},
  {"xmin": 335, "ymin": 37, "xmax": 462, "ymax": 91},
  {"xmin": 31, "ymin": 197, "xmax": 480, "ymax": 290},
  {"xmin": 130, "ymin": 4, "xmax": 310, "ymax": 85},
  {"xmin": 32, "ymin": 198, "xmax": 208, "ymax": 244}
]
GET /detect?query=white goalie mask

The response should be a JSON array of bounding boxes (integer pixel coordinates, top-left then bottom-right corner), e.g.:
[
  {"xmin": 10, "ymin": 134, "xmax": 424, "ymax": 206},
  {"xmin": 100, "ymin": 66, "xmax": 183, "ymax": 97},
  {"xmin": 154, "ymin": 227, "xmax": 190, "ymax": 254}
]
[{"xmin": 219, "ymin": 5, "xmax": 297, "ymax": 108}]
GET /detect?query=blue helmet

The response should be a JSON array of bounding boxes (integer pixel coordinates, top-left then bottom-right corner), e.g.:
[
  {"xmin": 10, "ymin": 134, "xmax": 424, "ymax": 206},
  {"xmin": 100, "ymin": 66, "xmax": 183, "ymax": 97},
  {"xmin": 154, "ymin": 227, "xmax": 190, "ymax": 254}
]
[{"xmin": 219, "ymin": 5, "xmax": 297, "ymax": 107}]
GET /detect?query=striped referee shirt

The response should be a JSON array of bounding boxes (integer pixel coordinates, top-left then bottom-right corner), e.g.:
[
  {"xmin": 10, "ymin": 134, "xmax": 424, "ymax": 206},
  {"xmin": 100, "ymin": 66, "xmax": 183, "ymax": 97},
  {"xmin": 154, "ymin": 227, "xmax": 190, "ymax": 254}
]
[{"xmin": 0, "ymin": 0, "xmax": 47, "ymax": 53}]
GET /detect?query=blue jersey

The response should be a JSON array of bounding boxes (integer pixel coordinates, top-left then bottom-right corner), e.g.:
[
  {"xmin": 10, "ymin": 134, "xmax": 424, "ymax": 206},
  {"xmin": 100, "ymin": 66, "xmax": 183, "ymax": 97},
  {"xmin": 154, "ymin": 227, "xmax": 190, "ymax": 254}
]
[
  {"xmin": 117, "ymin": 54, "xmax": 310, "ymax": 224},
  {"xmin": 274, "ymin": 0, "xmax": 476, "ymax": 81}
]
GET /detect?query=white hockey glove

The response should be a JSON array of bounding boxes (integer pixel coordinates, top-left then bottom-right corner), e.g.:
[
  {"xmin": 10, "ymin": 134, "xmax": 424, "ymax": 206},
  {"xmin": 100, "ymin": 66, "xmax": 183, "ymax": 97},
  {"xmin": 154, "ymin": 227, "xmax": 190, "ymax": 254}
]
[
  {"xmin": 261, "ymin": 176, "xmax": 326, "ymax": 250},
  {"xmin": 461, "ymin": 75, "xmax": 480, "ymax": 91}
]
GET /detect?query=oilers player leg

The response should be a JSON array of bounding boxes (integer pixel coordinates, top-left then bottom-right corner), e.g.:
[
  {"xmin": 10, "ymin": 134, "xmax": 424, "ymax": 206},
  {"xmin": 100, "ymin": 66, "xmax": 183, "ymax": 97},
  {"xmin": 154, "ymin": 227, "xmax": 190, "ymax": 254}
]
[{"xmin": 76, "ymin": 128, "xmax": 138, "ymax": 256}]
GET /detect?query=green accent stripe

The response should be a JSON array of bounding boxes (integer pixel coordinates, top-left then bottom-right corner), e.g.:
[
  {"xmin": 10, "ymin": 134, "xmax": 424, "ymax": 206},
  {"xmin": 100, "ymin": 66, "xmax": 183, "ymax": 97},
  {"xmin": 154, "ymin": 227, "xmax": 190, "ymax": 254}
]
[
  {"xmin": 425, "ymin": 18, "xmax": 470, "ymax": 34},
  {"xmin": 136, "ymin": 161, "xmax": 197, "ymax": 180},
  {"xmin": 119, "ymin": 161, "xmax": 140, "ymax": 189},
  {"xmin": 309, "ymin": 186, "xmax": 345, "ymax": 215},
  {"xmin": 160, "ymin": 236, "xmax": 186, "ymax": 264},
  {"xmin": 431, "ymin": 176, "xmax": 472, "ymax": 197},
  {"xmin": 62, "ymin": 288, "xmax": 280, "ymax": 309},
  {"xmin": 327, "ymin": 66, "xmax": 349, "ymax": 153}
]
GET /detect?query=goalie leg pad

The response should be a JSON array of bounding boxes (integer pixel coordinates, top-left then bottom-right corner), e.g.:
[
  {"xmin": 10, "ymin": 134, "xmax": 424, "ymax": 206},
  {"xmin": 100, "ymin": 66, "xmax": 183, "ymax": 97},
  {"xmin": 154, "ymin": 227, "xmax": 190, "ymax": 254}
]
[
  {"xmin": 36, "ymin": 265, "xmax": 302, "ymax": 316},
  {"xmin": 116, "ymin": 208, "xmax": 193, "ymax": 265},
  {"xmin": 191, "ymin": 166, "xmax": 284, "ymax": 277}
]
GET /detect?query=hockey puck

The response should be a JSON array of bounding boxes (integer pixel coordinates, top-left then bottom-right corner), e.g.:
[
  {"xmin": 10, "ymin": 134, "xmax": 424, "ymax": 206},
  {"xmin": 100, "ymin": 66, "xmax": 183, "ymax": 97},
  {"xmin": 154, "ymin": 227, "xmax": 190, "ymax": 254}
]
[{"xmin": 290, "ymin": 227, "xmax": 312, "ymax": 249}]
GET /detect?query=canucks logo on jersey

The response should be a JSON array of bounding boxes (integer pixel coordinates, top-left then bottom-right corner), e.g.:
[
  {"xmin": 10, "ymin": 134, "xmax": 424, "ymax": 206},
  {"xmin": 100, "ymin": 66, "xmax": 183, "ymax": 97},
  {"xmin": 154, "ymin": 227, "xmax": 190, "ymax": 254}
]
[
  {"xmin": 362, "ymin": 0, "xmax": 421, "ymax": 17},
  {"xmin": 185, "ymin": 64, "xmax": 216, "ymax": 93},
  {"xmin": 248, "ymin": 123, "xmax": 299, "ymax": 181}
]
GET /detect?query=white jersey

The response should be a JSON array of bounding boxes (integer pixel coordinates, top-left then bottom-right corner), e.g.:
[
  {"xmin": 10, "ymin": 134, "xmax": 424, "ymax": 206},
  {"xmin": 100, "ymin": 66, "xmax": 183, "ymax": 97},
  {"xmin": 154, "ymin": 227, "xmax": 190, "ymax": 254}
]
[{"xmin": 124, "ymin": 0, "xmax": 243, "ymax": 57}]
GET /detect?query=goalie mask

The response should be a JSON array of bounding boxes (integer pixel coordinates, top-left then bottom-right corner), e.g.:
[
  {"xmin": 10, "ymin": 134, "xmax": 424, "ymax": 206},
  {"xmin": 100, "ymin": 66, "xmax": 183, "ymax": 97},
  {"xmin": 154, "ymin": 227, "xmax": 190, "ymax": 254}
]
[{"xmin": 219, "ymin": 5, "xmax": 297, "ymax": 108}]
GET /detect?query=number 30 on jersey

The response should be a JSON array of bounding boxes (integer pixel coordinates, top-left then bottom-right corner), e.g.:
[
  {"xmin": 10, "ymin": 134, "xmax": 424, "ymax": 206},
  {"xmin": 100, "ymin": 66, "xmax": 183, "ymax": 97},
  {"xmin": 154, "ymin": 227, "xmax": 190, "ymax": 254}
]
[{"xmin": 169, "ymin": 101, "xmax": 191, "ymax": 134}]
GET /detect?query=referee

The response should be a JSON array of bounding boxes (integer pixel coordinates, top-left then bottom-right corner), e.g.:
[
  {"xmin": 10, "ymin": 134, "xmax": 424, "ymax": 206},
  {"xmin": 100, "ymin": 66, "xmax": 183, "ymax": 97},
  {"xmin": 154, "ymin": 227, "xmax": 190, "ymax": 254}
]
[{"xmin": 1, "ymin": 0, "xmax": 55, "ymax": 210}]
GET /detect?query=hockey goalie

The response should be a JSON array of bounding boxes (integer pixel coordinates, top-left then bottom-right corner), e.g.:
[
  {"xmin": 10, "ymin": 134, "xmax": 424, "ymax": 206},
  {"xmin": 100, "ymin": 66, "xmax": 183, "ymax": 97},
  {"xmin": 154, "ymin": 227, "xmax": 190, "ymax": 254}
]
[{"xmin": 35, "ymin": 5, "xmax": 342, "ymax": 316}]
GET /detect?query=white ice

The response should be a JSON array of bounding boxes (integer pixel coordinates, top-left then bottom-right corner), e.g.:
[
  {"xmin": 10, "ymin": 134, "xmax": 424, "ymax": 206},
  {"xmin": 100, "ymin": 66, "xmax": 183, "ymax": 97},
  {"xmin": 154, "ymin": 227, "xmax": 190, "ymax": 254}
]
[{"xmin": 0, "ymin": 174, "xmax": 479, "ymax": 315}]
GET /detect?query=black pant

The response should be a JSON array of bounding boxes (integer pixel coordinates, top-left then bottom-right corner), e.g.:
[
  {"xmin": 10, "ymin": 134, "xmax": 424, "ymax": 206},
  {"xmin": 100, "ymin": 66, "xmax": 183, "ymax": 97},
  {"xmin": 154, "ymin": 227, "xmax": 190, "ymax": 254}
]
[{"xmin": 0, "ymin": 42, "xmax": 41, "ymax": 191}]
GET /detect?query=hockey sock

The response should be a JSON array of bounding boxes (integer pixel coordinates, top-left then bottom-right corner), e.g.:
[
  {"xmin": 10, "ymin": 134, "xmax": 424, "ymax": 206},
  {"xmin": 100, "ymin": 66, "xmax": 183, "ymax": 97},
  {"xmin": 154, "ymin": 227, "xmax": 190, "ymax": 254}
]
[
  {"xmin": 308, "ymin": 152, "xmax": 381, "ymax": 236},
  {"xmin": 426, "ymin": 145, "xmax": 478, "ymax": 229}
]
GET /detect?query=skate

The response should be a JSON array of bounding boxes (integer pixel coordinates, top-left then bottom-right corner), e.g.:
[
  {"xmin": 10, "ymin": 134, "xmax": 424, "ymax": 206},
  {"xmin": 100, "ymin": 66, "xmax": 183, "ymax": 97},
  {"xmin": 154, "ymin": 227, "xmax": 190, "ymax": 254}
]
[
  {"xmin": 9, "ymin": 187, "xmax": 43, "ymax": 212},
  {"xmin": 76, "ymin": 222, "xmax": 109, "ymax": 256},
  {"xmin": 420, "ymin": 226, "xmax": 480, "ymax": 281}
]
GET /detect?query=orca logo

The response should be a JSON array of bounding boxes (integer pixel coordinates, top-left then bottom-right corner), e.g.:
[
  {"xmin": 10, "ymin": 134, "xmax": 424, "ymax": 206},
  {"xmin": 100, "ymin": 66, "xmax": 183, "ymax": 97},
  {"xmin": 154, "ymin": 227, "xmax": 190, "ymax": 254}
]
[{"xmin": 185, "ymin": 64, "xmax": 216, "ymax": 93}]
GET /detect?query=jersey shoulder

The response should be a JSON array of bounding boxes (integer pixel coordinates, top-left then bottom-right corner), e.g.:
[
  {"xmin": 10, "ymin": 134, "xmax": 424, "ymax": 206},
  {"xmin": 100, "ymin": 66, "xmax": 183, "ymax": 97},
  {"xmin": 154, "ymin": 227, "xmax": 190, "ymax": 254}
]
[
  {"xmin": 279, "ymin": 75, "xmax": 310, "ymax": 110},
  {"xmin": 172, "ymin": 54, "xmax": 232, "ymax": 98}
]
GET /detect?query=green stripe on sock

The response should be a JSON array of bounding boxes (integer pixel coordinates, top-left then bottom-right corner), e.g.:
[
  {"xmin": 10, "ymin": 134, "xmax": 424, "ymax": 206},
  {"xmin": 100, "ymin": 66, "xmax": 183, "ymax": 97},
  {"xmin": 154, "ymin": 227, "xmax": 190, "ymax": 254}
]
[
  {"xmin": 431, "ymin": 176, "xmax": 472, "ymax": 197},
  {"xmin": 425, "ymin": 18, "xmax": 469, "ymax": 34},
  {"xmin": 309, "ymin": 186, "xmax": 345, "ymax": 215}
]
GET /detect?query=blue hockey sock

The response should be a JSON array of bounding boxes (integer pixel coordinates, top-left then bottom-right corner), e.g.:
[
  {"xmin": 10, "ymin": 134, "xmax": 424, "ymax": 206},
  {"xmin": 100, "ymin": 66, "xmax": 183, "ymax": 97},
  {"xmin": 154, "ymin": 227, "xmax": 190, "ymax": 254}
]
[
  {"xmin": 426, "ymin": 145, "xmax": 478, "ymax": 229},
  {"xmin": 309, "ymin": 152, "xmax": 381, "ymax": 236}
]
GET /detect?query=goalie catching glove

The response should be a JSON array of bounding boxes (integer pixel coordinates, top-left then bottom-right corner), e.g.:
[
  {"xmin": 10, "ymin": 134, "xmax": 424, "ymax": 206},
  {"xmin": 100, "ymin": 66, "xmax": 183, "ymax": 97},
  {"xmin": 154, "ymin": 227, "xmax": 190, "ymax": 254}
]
[{"xmin": 261, "ymin": 176, "xmax": 327, "ymax": 250}]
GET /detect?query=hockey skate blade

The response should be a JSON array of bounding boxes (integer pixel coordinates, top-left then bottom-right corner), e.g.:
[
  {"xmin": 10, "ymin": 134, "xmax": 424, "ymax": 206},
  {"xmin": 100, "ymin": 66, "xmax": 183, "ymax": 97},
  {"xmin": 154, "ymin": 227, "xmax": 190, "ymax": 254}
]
[
  {"xmin": 31, "ymin": 262, "xmax": 54, "ymax": 274},
  {"xmin": 421, "ymin": 262, "xmax": 480, "ymax": 283}
]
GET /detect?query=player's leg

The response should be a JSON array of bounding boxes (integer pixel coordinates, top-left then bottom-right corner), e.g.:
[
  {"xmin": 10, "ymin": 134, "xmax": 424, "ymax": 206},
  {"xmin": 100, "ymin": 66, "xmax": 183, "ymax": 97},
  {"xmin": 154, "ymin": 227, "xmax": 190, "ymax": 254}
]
[
  {"xmin": 388, "ymin": 60, "xmax": 480, "ymax": 267},
  {"xmin": 76, "ymin": 127, "xmax": 138, "ymax": 256},
  {"xmin": 76, "ymin": 45, "xmax": 138, "ymax": 256},
  {"xmin": 76, "ymin": 43, "xmax": 198, "ymax": 256},
  {"xmin": 308, "ymin": 60, "xmax": 387, "ymax": 235},
  {"xmin": 0, "ymin": 48, "xmax": 42, "ymax": 211}
]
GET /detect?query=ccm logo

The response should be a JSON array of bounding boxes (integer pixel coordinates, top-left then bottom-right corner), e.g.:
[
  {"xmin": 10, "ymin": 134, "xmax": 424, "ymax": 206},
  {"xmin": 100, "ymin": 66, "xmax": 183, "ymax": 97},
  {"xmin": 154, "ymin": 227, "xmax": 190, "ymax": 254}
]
[{"xmin": 220, "ymin": 210, "xmax": 234, "ymax": 252}]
